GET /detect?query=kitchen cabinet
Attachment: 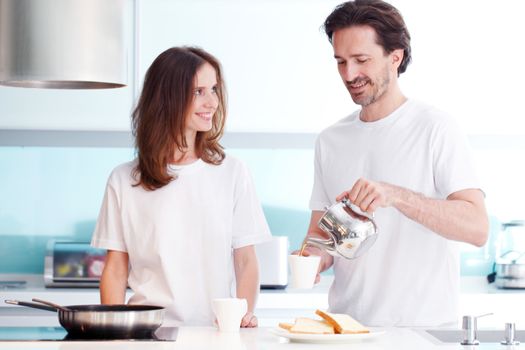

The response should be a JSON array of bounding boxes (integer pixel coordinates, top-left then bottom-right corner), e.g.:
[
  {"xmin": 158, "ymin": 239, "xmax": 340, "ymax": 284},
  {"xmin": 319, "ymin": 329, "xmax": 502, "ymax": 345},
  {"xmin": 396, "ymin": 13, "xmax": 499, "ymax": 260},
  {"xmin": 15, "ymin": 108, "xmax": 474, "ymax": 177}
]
[
  {"xmin": 2, "ymin": 0, "xmax": 525, "ymax": 136},
  {"xmin": 0, "ymin": 0, "xmax": 348, "ymax": 133},
  {"xmin": 138, "ymin": 0, "xmax": 347, "ymax": 133},
  {"xmin": 0, "ymin": 1, "xmax": 135, "ymax": 131},
  {"xmin": 0, "ymin": 87, "xmax": 135, "ymax": 131}
]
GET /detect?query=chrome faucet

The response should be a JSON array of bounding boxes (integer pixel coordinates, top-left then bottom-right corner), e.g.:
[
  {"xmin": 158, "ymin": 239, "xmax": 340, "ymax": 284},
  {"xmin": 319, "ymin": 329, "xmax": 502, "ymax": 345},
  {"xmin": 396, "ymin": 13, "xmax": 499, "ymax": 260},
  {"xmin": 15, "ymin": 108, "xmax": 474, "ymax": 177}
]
[
  {"xmin": 501, "ymin": 323, "xmax": 520, "ymax": 346},
  {"xmin": 461, "ymin": 313, "xmax": 493, "ymax": 345}
]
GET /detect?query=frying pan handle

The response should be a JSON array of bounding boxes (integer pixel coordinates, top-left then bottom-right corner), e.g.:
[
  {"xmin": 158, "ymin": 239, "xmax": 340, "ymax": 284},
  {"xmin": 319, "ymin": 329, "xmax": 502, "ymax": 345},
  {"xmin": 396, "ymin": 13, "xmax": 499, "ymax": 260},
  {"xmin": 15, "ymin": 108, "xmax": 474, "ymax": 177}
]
[
  {"xmin": 32, "ymin": 298, "xmax": 69, "ymax": 311},
  {"xmin": 4, "ymin": 299, "xmax": 58, "ymax": 312}
]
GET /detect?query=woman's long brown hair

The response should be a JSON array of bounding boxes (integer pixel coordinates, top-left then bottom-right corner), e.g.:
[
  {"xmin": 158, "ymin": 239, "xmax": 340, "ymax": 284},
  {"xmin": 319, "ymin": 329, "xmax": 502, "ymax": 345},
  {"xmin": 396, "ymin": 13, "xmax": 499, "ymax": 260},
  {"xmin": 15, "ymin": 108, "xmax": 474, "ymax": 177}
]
[{"xmin": 131, "ymin": 47, "xmax": 226, "ymax": 191}]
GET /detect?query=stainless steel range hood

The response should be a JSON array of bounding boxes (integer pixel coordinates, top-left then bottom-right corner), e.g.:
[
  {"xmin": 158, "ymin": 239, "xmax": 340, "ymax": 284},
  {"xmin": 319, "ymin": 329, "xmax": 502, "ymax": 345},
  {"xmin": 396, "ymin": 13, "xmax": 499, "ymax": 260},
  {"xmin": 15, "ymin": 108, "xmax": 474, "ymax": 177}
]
[{"xmin": 0, "ymin": 0, "xmax": 127, "ymax": 89}]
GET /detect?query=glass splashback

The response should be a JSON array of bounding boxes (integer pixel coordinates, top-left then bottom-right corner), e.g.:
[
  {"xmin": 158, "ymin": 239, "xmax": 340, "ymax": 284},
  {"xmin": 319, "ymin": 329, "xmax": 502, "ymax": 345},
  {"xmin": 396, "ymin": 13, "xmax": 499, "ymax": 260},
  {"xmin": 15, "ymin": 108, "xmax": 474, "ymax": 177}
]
[{"xmin": 0, "ymin": 145, "xmax": 493, "ymax": 276}]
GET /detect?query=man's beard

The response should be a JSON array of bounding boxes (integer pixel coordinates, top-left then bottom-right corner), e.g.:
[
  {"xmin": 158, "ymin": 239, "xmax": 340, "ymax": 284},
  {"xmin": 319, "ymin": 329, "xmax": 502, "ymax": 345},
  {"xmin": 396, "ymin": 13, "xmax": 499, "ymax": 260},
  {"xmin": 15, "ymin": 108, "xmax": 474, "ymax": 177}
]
[{"xmin": 346, "ymin": 65, "xmax": 391, "ymax": 107}]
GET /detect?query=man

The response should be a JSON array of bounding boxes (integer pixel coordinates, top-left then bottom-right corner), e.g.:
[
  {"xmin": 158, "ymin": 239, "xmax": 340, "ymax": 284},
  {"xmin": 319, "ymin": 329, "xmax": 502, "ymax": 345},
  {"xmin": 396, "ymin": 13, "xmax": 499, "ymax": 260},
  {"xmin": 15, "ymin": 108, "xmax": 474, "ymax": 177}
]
[{"xmin": 301, "ymin": 0, "xmax": 489, "ymax": 327}]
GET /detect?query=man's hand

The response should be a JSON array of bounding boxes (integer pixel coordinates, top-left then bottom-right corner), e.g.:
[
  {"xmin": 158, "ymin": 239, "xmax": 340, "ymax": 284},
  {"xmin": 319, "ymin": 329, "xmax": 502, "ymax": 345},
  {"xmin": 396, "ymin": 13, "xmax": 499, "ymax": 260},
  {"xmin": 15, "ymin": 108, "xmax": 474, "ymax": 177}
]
[{"xmin": 336, "ymin": 178, "xmax": 397, "ymax": 214}]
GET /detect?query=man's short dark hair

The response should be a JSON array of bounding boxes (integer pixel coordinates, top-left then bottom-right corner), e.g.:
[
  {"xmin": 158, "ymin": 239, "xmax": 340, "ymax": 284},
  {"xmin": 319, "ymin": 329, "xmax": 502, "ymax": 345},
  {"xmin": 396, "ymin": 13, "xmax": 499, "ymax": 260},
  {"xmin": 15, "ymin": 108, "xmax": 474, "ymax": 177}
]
[{"xmin": 323, "ymin": 0, "xmax": 412, "ymax": 75}]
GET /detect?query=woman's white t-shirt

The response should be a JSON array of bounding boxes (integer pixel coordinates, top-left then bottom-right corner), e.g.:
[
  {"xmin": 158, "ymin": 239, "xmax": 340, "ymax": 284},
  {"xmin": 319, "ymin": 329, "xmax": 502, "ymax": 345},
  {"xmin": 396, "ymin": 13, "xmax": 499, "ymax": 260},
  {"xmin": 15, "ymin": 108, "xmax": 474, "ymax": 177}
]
[{"xmin": 91, "ymin": 155, "xmax": 271, "ymax": 326}]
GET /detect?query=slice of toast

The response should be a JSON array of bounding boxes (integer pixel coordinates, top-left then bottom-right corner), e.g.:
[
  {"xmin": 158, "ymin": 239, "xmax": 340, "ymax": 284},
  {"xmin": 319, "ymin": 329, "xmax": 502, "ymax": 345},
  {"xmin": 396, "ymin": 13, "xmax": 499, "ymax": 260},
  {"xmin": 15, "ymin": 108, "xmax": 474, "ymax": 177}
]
[
  {"xmin": 278, "ymin": 322, "xmax": 294, "ymax": 331},
  {"xmin": 315, "ymin": 309, "xmax": 369, "ymax": 334},
  {"xmin": 289, "ymin": 317, "xmax": 335, "ymax": 334}
]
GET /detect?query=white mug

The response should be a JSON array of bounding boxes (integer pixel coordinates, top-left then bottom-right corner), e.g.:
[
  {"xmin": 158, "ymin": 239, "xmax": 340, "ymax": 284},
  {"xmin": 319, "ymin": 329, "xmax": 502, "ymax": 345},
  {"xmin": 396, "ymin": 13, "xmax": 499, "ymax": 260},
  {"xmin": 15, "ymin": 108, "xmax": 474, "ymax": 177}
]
[
  {"xmin": 288, "ymin": 254, "xmax": 321, "ymax": 289},
  {"xmin": 212, "ymin": 298, "xmax": 247, "ymax": 332}
]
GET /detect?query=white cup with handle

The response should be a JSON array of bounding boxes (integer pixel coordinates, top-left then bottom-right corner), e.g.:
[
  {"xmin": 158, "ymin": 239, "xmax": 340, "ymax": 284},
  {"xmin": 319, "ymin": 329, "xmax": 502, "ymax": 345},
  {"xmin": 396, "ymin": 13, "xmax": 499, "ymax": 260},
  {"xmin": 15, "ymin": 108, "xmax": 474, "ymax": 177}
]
[{"xmin": 212, "ymin": 298, "xmax": 247, "ymax": 332}]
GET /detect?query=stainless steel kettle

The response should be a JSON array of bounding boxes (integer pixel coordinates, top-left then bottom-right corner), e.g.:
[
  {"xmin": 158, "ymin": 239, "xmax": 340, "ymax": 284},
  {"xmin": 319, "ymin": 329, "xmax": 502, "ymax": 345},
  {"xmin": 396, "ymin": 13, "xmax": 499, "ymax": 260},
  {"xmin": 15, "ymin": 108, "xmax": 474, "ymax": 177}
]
[
  {"xmin": 494, "ymin": 220, "xmax": 525, "ymax": 288},
  {"xmin": 305, "ymin": 199, "xmax": 378, "ymax": 259}
]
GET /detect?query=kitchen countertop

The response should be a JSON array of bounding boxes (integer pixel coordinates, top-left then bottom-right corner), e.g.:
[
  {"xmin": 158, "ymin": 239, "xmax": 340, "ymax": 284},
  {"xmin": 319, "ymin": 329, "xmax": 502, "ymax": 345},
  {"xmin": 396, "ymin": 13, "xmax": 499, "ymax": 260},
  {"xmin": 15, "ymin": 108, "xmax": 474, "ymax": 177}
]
[
  {"xmin": 1, "ymin": 274, "xmax": 523, "ymax": 348},
  {"xmin": 0, "ymin": 273, "xmax": 332, "ymax": 310},
  {"xmin": 0, "ymin": 326, "xmax": 512, "ymax": 349},
  {"xmin": 2, "ymin": 274, "xmax": 523, "ymax": 302},
  {"xmin": 1, "ymin": 274, "xmax": 525, "ymax": 328}
]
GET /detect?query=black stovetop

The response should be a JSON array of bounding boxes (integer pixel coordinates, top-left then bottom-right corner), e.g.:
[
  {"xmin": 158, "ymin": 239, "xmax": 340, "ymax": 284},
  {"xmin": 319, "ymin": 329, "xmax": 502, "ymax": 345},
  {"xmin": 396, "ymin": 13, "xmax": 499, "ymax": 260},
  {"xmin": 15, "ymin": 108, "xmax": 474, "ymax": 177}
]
[{"xmin": 0, "ymin": 326, "xmax": 178, "ymax": 342}]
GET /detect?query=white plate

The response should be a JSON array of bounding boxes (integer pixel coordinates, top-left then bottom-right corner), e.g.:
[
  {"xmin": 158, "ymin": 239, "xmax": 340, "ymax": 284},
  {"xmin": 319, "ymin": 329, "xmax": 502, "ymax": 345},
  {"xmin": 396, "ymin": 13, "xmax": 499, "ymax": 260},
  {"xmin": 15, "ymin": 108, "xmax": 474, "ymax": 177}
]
[{"xmin": 268, "ymin": 327, "xmax": 385, "ymax": 344}]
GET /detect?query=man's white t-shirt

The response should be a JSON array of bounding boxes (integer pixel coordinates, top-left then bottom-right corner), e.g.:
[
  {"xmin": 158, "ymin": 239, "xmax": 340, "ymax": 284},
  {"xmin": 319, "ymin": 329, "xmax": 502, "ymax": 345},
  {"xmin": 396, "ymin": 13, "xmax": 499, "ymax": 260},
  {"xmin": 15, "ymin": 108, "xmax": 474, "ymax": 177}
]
[
  {"xmin": 309, "ymin": 99, "xmax": 480, "ymax": 327},
  {"xmin": 91, "ymin": 155, "xmax": 271, "ymax": 326}
]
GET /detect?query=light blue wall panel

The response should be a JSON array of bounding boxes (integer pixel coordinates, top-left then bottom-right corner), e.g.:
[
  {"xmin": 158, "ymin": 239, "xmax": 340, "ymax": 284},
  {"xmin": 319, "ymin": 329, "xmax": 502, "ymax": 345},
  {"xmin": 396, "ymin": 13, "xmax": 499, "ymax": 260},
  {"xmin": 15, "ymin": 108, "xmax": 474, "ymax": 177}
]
[
  {"xmin": 0, "ymin": 146, "xmax": 314, "ymax": 274},
  {"xmin": 0, "ymin": 146, "xmax": 493, "ymax": 276},
  {"xmin": 0, "ymin": 147, "xmax": 135, "ymax": 273}
]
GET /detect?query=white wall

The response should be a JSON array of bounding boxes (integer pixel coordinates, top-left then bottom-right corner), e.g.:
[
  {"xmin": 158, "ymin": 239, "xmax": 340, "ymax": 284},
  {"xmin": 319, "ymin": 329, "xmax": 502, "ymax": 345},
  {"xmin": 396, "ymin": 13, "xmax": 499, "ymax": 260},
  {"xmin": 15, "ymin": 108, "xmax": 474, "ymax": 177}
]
[{"xmin": 395, "ymin": 0, "xmax": 525, "ymax": 135}]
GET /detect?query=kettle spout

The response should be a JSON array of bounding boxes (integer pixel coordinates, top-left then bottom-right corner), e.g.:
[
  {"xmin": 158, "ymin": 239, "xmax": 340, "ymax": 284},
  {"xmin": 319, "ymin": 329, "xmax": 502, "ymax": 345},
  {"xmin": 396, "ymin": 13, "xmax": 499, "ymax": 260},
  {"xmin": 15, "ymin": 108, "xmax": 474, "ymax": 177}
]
[{"xmin": 304, "ymin": 237, "xmax": 336, "ymax": 255}]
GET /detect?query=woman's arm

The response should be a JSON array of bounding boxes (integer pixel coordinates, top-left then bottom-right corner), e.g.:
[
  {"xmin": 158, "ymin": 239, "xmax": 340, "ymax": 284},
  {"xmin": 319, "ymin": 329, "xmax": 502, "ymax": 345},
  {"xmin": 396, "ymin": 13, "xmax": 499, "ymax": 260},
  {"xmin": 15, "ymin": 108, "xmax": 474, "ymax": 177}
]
[
  {"xmin": 100, "ymin": 250, "xmax": 129, "ymax": 304},
  {"xmin": 233, "ymin": 245, "xmax": 259, "ymax": 327}
]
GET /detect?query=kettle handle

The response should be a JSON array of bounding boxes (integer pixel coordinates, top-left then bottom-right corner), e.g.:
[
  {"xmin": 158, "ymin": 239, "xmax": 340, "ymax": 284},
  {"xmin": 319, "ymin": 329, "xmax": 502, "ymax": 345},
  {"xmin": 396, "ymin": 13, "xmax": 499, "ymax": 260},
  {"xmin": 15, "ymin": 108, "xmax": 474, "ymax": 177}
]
[{"xmin": 341, "ymin": 198, "xmax": 375, "ymax": 219}]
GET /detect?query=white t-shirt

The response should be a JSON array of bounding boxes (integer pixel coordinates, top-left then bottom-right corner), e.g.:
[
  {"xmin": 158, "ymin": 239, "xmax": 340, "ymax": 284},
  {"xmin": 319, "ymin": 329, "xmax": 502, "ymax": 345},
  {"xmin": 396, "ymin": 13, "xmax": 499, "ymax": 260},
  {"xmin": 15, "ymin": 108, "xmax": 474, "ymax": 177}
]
[
  {"xmin": 309, "ymin": 99, "xmax": 480, "ymax": 327},
  {"xmin": 91, "ymin": 155, "xmax": 271, "ymax": 326}
]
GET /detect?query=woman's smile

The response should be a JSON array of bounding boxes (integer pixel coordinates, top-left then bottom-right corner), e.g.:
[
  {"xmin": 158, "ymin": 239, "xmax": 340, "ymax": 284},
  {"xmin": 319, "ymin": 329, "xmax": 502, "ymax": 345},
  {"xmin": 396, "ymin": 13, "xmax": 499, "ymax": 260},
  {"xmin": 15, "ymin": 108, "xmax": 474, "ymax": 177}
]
[{"xmin": 196, "ymin": 111, "xmax": 213, "ymax": 122}]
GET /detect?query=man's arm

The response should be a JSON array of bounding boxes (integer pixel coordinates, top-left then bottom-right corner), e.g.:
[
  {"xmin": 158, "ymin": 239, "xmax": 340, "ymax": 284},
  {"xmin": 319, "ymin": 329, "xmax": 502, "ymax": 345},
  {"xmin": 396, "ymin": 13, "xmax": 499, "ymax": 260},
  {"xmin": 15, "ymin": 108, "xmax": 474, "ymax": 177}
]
[{"xmin": 338, "ymin": 178, "xmax": 489, "ymax": 247}]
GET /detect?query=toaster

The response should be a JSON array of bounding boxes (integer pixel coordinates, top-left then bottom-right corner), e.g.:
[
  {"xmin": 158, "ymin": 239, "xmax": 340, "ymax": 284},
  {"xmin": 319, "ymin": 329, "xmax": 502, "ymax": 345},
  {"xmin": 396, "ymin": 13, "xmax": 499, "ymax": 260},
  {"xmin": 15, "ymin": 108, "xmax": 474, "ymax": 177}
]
[
  {"xmin": 44, "ymin": 240, "xmax": 106, "ymax": 287},
  {"xmin": 255, "ymin": 236, "xmax": 289, "ymax": 289}
]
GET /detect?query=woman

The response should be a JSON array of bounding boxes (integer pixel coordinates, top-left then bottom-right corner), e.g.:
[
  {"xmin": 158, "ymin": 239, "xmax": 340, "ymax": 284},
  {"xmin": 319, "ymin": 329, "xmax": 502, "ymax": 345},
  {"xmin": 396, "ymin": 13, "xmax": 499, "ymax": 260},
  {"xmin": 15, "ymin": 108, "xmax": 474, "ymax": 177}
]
[{"xmin": 91, "ymin": 47, "xmax": 271, "ymax": 327}]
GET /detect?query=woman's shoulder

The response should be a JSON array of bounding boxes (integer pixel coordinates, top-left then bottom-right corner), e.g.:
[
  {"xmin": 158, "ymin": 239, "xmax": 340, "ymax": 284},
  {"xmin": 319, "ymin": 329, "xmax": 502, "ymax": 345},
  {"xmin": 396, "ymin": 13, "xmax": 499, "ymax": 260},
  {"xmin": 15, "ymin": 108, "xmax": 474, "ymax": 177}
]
[
  {"xmin": 209, "ymin": 154, "xmax": 253, "ymax": 179},
  {"xmin": 217, "ymin": 153, "xmax": 247, "ymax": 171},
  {"xmin": 107, "ymin": 160, "xmax": 138, "ymax": 185}
]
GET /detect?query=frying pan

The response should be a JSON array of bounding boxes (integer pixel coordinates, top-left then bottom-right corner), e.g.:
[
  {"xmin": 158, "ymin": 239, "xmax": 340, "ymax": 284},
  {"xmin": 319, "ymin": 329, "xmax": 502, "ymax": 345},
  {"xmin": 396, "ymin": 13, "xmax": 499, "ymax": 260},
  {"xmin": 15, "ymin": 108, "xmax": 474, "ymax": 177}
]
[{"xmin": 5, "ymin": 298, "xmax": 165, "ymax": 339}]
